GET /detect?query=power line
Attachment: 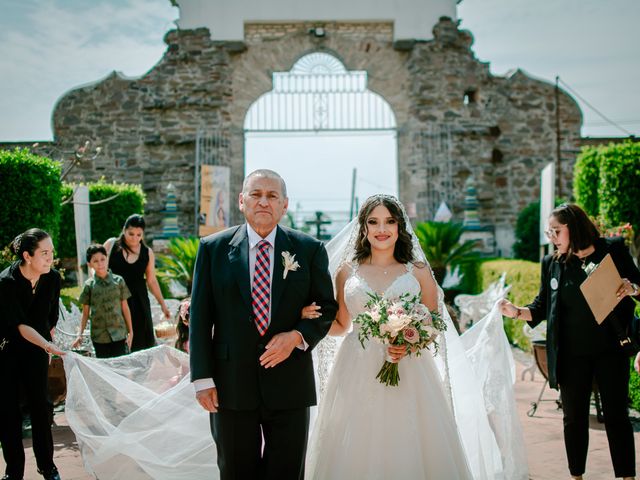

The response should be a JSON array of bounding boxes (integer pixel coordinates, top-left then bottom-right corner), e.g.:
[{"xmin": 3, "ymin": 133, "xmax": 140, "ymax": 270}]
[{"xmin": 558, "ymin": 77, "xmax": 633, "ymax": 136}]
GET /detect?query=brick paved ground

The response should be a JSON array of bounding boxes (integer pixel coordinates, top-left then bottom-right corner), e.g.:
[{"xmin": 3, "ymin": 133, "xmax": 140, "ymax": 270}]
[{"xmin": 2, "ymin": 351, "xmax": 639, "ymax": 479}]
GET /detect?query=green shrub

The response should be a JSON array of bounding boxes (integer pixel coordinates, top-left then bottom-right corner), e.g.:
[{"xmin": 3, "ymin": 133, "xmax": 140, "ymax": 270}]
[
  {"xmin": 58, "ymin": 184, "xmax": 76, "ymax": 258},
  {"xmin": 479, "ymin": 258, "xmax": 541, "ymax": 351},
  {"xmin": 60, "ymin": 285, "xmax": 82, "ymax": 310},
  {"xmin": 58, "ymin": 180, "xmax": 145, "ymax": 258},
  {"xmin": 414, "ymin": 221, "xmax": 480, "ymax": 286},
  {"xmin": 573, "ymin": 146, "xmax": 601, "ymax": 217},
  {"xmin": 629, "ymin": 360, "xmax": 640, "ymax": 412},
  {"xmin": 0, "ymin": 148, "xmax": 61, "ymax": 249},
  {"xmin": 598, "ymin": 142, "xmax": 640, "ymax": 233},
  {"xmin": 156, "ymin": 236, "xmax": 199, "ymax": 296},
  {"xmin": 512, "ymin": 201, "xmax": 540, "ymax": 262}
]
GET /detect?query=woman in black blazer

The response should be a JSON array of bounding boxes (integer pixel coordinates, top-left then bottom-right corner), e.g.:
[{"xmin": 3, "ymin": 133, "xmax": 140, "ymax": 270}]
[{"xmin": 501, "ymin": 203, "xmax": 639, "ymax": 480}]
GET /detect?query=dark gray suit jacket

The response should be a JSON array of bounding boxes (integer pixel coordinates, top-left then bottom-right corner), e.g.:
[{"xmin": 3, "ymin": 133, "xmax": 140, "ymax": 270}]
[{"xmin": 189, "ymin": 224, "xmax": 338, "ymax": 410}]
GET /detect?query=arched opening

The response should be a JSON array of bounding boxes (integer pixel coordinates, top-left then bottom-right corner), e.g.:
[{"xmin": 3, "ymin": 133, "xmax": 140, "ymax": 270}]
[{"xmin": 243, "ymin": 52, "xmax": 397, "ymax": 236}]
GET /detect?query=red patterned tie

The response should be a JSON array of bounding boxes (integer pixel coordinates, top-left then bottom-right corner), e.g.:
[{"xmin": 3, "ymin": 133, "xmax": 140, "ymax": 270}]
[{"xmin": 252, "ymin": 240, "xmax": 271, "ymax": 336}]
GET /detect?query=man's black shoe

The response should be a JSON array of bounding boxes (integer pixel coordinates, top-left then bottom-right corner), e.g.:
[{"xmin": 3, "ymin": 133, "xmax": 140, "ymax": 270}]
[
  {"xmin": 37, "ymin": 467, "xmax": 61, "ymax": 480},
  {"xmin": 2, "ymin": 475, "xmax": 24, "ymax": 480}
]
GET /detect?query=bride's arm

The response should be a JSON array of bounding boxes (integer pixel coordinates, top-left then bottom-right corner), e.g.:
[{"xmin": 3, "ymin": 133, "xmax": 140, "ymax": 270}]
[
  {"xmin": 328, "ymin": 265, "xmax": 352, "ymax": 336},
  {"xmin": 413, "ymin": 263, "xmax": 439, "ymax": 312}
]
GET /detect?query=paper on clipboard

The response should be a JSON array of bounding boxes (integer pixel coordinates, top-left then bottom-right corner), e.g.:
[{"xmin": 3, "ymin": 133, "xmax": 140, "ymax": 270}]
[{"xmin": 579, "ymin": 253, "xmax": 624, "ymax": 324}]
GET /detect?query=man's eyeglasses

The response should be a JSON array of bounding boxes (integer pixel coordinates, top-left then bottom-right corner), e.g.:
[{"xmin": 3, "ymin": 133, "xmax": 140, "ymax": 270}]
[{"xmin": 544, "ymin": 226, "xmax": 565, "ymax": 240}]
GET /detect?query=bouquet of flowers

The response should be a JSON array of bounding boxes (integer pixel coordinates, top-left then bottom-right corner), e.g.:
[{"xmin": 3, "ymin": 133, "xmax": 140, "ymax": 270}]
[{"xmin": 353, "ymin": 292, "xmax": 446, "ymax": 386}]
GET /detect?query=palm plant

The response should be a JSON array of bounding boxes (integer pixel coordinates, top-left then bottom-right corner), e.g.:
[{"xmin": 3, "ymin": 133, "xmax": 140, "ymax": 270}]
[
  {"xmin": 414, "ymin": 221, "xmax": 480, "ymax": 286},
  {"xmin": 156, "ymin": 236, "xmax": 200, "ymax": 295}
]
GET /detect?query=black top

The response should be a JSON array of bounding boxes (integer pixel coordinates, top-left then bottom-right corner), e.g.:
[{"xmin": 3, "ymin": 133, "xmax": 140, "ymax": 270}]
[
  {"xmin": 558, "ymin": 253, "xmax": 618, "ymax": 355},
  {"xmin": 0, "ymin": 261, "xmax": 61, "ymax": 355},
  {"xmin": 528, "ymin": 236, "xmax": 640, "ymax": 389}
]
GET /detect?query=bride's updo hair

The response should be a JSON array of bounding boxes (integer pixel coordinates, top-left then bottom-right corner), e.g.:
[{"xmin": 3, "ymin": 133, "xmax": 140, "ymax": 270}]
[{"xmin": 353, "ymin": 195, "xmax": 415, "ymax": 264}]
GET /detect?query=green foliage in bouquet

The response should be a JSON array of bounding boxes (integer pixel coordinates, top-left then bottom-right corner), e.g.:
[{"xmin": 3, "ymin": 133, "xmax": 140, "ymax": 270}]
[
  {"xmin": 354, "ymin": 292, "xmax": 446, "ymax": 386},
  {"xmin": 0, "ymin": 148, "xmax": 61, "ymax": 249}
]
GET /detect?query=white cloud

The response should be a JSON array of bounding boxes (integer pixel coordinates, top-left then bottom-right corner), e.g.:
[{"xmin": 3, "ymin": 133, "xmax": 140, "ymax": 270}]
[
  {"xmin": 458, "ymin": 0, "xmax": 640, "ymax": 136},
  {"xmin": 0, "ymin": 0, "xmax": 177, "ymax": 141}
]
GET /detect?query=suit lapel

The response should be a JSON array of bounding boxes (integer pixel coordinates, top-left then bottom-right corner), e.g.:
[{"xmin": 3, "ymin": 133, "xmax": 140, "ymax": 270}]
[
  {"xmin": 271, "ymin": 226, "xmax": 292, "ymax": 320},
  {"xmin": 228, "ymin": 225, "xmax": 252, "ymax": 309}
]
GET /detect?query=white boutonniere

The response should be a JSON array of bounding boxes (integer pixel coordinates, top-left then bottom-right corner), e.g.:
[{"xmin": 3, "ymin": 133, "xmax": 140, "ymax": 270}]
[{"xmin": 282, "ymin": 251, "xmax": 300, "ymax": 279}]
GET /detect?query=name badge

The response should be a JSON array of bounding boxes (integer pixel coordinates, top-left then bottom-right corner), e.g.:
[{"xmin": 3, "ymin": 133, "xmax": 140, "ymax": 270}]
[{"xmin": 550, "ymin": 278, "xmax": 558, "ymax": 290}]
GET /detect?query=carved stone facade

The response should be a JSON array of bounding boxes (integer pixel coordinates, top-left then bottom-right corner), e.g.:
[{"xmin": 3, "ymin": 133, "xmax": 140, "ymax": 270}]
[{"xmin": 44, "ymin": 17, "xmax": 581, "ymax": 254}]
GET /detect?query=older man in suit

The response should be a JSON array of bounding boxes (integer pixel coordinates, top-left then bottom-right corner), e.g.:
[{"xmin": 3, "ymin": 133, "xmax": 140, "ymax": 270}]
[{"xmin": 190, "ymin": 169, "xmax": 337, "ymax": 480}]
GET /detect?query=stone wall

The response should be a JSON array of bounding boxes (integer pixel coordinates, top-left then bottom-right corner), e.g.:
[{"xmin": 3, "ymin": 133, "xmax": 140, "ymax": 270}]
[{"xmin": 47, "ymin": 17, "xmax": 582, "ymax": 254}]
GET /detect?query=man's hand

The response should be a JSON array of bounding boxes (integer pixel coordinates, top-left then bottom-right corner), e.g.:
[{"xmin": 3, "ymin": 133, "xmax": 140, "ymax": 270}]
[
  {"xmin": 259, "ymin": 331, "xmax": 301, "ymax": 368},
  {"xmin": 196, "ymin": 387, "xmax": 219, "ymax": 412}
]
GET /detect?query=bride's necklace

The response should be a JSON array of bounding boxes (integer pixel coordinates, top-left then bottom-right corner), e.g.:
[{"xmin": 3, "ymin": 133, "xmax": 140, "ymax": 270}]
[{"xmin": 369, "ymin": 259, "xmax": 395, "ymax": 275}]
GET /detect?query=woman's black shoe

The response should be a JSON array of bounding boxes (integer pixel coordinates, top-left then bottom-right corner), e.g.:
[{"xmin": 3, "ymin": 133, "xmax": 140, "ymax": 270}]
[{"xmin": 2, "ymin": 475, "xmax": 24, "ymax": 480}]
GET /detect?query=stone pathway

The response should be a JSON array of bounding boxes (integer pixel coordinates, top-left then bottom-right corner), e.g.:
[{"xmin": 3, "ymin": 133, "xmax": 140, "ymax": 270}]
[{"xmin": 2, "ymin": 351, "xmax": 639, "ymax": 479}]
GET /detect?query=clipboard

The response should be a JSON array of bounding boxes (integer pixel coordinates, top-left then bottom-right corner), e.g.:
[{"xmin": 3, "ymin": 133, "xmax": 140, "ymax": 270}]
[{"xmin": 579, "ymin": 253, "xmax": 624, "ymax": 324}]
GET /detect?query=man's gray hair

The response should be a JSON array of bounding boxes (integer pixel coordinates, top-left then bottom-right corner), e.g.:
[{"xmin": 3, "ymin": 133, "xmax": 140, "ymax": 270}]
[{"xmin": 242, "ymin": 169, "xmax": 288, "ymax": 198}]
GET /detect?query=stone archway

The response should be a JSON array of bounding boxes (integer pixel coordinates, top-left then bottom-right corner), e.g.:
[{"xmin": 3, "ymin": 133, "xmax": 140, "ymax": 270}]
[
  {"xmin": 240, "ymin": 50, "xmax": 398, "ymax": 230},
  {"xmin": 224, "ymin": 22, "xmax": 413, "ymax": 225}
]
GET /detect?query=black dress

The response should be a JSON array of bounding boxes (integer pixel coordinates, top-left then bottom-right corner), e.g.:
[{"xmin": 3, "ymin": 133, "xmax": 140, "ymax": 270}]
[{"xmin": 108, "ymin": 243, "xmax": 155, "ymax": 351}]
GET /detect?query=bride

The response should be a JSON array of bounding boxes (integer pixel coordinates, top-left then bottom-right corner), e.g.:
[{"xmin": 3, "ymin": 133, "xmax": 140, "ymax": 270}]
[
  {"xmin": 308, "ymin": 194, "xmax": 527, "ymax": 480},
  {"xmin": 306, "ymin": 194, "xmax": 474, "ymax": 478},
  {"xmin": 62, "ymin": 195, "xmax": 527, "ymax": 479}
]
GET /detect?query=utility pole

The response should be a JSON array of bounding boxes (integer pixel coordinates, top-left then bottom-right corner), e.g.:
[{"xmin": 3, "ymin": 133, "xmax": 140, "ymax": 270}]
[
  {"xmin": 349, "ymin": 168, "xmax": 357, "ymax": 220},
  {"xmin": 555, "ymin": 76, "xmax": 562, "ymax": 199}
]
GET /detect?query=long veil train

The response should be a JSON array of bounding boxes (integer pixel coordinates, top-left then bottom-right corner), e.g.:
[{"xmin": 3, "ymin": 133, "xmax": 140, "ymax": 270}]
[{"xmin": 63, "ymin": 220, "xmax": 528, "ymax": 480}]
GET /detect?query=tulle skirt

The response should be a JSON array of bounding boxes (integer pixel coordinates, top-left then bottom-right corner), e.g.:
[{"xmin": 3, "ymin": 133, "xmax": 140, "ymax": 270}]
[{"xmin": 307, "ymin": 333, "xmax": 473, "ymax": 479}]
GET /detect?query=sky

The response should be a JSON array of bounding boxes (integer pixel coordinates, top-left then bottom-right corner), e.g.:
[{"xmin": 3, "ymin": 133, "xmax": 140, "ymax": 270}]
[{"xmin": 1, "ymin": 0, "xmax": 638, "ymax": 224}]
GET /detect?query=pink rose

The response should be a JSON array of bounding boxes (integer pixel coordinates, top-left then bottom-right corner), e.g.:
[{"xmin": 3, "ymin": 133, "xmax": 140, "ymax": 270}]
[{"xmin": 402, "ymin": 326, "xmax": 419, "ymax": 344}]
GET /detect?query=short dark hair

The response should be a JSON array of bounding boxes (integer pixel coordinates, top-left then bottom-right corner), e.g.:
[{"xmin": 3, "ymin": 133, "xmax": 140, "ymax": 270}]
[
  {"xmin": 353, "ymin": 195, "xmax": 415, "ymax": 264},
  {"xmin": 550, "ymin": 203, "xmax": 600, "ymax": 261},
  {"xmin": 86, "ymin": 244, "xmax": 107, "ymax": 263},
  {"xmin": 11, "ymin": 228, "xmax": 51, "ymax": 264}
]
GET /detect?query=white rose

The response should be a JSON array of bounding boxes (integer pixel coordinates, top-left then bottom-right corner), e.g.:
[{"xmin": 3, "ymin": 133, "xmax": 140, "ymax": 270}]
[{"xmin": 386, "ymin": 314, "xmax": 409, "ymax": 336}]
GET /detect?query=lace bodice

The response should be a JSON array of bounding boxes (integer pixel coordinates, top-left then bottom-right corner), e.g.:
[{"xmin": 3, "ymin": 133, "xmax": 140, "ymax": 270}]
[{"xmin": 344, "ymin": 263, "xmax": 421, "ymax": 322}]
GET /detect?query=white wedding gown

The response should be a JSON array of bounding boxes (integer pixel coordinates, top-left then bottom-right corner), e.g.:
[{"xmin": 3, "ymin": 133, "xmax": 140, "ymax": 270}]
[{"xmin": 306, "ymin": 264, "xmax": 474, "ymax": 479}]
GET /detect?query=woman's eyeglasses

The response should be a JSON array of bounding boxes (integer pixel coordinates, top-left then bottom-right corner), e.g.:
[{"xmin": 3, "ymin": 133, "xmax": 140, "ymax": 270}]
[{"xmin": 544, "ymin": 225, "xmax": 565, "ymax": 240}]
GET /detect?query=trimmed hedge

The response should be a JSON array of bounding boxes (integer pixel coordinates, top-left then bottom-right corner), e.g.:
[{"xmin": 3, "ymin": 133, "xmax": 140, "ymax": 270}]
[
  {"xmin": 574, "ymin": 141, "xmax": 640, "ymax": 264},
  {"xmin": 573, "ymin": 146, "xmax": 601, "ymax": 218},
  {"xmin": 0, "ymin": 148, "xmax": 61, "ymax": 249},
  {"xmin": 598, "ymin": 143, "xmax": 640, "ymax": 233},
  {"xmin": 479, "ymin": 258, "xmax": 541, "ymax": 351},
  {"xmin": 58, "ymin": 180, "xmax": 145, "ymax": 258},
  {"xmin": 512, "ymin": 201, "xmax": 540, "ymax": 262}
]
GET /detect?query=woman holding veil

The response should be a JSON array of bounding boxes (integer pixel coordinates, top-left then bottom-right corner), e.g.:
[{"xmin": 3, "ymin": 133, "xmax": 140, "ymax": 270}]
[{"xmin": 306, "ymin": 194, "xmax": 526, "ymax": 479}]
